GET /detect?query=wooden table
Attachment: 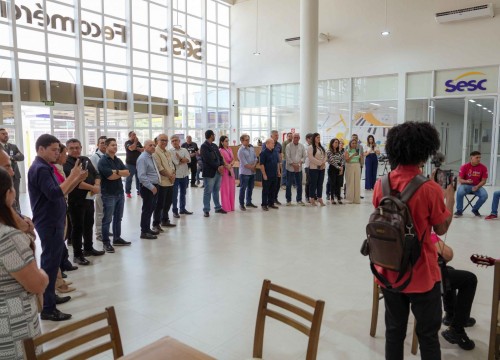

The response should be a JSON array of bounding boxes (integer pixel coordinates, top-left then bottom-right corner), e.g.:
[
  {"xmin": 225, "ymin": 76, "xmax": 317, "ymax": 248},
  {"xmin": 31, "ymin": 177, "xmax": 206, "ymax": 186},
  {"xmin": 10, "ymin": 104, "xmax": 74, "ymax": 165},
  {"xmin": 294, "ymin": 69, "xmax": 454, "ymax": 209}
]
[{"xmin": 118, "ymin": 336, "xmax": 216, "ymax": 360}]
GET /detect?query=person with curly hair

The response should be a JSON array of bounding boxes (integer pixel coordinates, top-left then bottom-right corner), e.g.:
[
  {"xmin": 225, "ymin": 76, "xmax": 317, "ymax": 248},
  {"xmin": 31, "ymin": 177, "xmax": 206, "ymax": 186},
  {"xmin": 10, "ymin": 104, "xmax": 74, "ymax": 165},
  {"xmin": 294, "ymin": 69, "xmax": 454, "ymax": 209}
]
[{"xmin": 372, "ymin": 121, "xmax": 455, "ymax": 360}]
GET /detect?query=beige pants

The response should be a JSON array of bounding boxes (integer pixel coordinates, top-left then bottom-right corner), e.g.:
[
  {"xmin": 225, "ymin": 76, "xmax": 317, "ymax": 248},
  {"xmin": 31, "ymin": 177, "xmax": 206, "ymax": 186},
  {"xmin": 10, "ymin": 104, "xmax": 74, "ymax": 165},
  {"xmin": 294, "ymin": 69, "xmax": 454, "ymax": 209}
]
[{"xmin": 345, "ymin": 162, "xmax": 361, "ymax": 204}]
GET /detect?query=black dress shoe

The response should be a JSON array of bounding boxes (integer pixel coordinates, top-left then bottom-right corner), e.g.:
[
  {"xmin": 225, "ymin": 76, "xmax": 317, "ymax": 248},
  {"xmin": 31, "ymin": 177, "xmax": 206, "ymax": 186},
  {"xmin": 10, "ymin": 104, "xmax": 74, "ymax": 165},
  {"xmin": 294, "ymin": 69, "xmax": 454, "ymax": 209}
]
[
  {"xmin": 55, "ymin": 295, "xmax": 71, "ymax": 304},
  {"xmin": 269, "ymin": 205, "xmax": 279, "ymax": 209},
  {"xmin": 215, "ymin": 209, "xmax": 227, "ymax": 214},
  {"xmin": 161, "ymin": 221, "xmax": 176, "ymax": 227},
  {"xmin": 113, "ymin": 238, "xmax": 131, "ymax": 246},
  {"xmin": 262, "ymin": 206, "xmax": 269, "ymax": 211},
  {"xmin": 62, "ymin": 260, "xmax": 78, "ymax": 271},
  {"xmin": 240, "ymin": 205, "xmax": 246, "ymax": 211},
  {"xmin": 275, "ymin": 200, "xmax": 282, "ymax": 205},
  {"xmin": 73, "ymin": 256, "xmax": 90, "ymax": 265},
  {"xmin": 152, "ymin": 225, "xmax": 164, "ymax": 233},
  {"xmin": 41, "ymin": 308, "xmax": 72, "ymax": 321},
  {"xmin": 140, "ymin": 232, "xmax": 157, "ymax": 239},
  {"xmin": 103, "ymin": 244, "xmax": 115, "ymax": 253},
  {"xmin": 204, "ymin": 211, "xmax": 209, "ymax": 217},
  {"xmin": 246, "ymin": 203, "xmax": 258, "ymax": 208},
  {"xmin": 83, "ymin": 248, "xmax": 105, "ymax": 256},
  {"xmin": 173, "ymin": 213, "xmax": 180, "ymax": 218},
  {"xmin": 180, "ymin": 210, "xmax": 193, "ymax": 215},
  {"xmin": 148, "ymin": 229, "xmax": 160, "ymax": 235}
]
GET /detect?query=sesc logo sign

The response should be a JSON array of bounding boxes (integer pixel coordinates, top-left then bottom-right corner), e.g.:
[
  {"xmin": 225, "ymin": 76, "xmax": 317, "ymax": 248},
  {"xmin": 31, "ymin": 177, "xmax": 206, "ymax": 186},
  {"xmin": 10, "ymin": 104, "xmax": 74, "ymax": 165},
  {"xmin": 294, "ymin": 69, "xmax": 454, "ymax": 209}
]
[{"xmin": 445, "ymin": 72, "xmax": 488, "ymax": 93}]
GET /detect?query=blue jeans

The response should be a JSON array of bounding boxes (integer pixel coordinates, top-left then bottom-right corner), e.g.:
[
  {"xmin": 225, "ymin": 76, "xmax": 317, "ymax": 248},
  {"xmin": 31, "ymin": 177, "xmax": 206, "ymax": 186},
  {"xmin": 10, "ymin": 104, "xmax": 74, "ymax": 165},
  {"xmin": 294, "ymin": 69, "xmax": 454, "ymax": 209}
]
[
  {"xmin": 203, "ymin": 173, "xmax": 222, "ymax": 212},
  {"xmin": 456, "ymin": 184, "xmax": 488, "ymax": 212},
  {"xmin": 490, "ymin": 190, "xmax": 500, "ymax": 215},
  {"xmin": 239, "ymin": 174, "xmax": 255, "ymax": 206},
  {"xmin": 172, "ymin": 177, "xmax": 188, "ymax": 213},
  {"xmin": 101, "ymin": 194, "xmax": 125, "ymax": 244},
  {"xmin": 125, "ymin": 164, "xmax": 140, "ymax": 194},
  {"xmin": 281, "ymin": 160, "xmax": 287, "ymax": 186},
  {"xmin": 286, "ymin": 171, "xmax": 302, "ymax": 202}
]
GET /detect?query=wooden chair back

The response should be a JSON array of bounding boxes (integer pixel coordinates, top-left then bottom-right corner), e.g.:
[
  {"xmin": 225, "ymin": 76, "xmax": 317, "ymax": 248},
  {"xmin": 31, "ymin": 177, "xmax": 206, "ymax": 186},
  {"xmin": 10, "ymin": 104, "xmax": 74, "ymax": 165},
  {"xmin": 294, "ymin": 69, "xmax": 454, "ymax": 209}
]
[
  {"xmin": 489, "ymin": 260, "xmax": 500, "ymax": 360},
  {"xmin": 23, "ymin": 306, "xmax": 123, "ymax": 360},
  {"xmin": 370, "ymin": 280, "xmax": 418, "ymax": 355},
  {"xmin": 253, "ymin": 279, "xmax": 325, "ymax": 360}
]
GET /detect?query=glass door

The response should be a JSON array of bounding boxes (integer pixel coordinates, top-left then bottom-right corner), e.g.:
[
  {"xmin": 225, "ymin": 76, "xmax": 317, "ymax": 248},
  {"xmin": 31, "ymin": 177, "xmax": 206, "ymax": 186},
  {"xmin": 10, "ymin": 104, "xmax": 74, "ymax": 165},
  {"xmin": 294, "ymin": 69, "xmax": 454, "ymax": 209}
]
[
  {"xmin": 21, "ymin": 104, "xmax": 77, "ymax": 178},
  {"xmin": 431, "ymin": 98, "xmax": 465, "ymax": 173},
  {"xmin": 465, "ymin": 97, "xmax": 496, "ymax": 184}
]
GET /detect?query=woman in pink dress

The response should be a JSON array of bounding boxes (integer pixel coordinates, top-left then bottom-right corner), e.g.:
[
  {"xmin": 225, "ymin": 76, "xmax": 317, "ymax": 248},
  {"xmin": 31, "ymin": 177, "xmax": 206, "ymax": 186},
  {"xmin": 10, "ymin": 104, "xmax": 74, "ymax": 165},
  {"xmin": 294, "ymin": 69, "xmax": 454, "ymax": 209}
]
[{"xmin": 218, "ymin": 136, "xmax": 235, "ymax": 212}]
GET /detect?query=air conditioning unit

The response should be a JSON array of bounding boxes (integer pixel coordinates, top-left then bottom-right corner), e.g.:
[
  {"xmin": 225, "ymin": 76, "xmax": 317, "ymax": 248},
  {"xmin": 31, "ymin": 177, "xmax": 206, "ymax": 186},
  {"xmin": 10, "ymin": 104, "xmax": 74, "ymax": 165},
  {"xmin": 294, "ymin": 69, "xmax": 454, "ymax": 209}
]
[
  {"xmin": 435, "ymin": 3, "xmax": 494, "ymax": 23},
  {"xmin": 284, "ymin": 33, "xmax": 331, "ymax": 46}
]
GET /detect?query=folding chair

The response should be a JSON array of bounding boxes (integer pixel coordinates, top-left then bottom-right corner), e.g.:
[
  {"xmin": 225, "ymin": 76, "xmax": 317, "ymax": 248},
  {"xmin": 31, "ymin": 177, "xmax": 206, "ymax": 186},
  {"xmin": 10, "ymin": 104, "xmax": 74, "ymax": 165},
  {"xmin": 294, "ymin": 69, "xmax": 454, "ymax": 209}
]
[{"xmin": 463, "ymin": 194, "xmax": 477, "ymax": 211}]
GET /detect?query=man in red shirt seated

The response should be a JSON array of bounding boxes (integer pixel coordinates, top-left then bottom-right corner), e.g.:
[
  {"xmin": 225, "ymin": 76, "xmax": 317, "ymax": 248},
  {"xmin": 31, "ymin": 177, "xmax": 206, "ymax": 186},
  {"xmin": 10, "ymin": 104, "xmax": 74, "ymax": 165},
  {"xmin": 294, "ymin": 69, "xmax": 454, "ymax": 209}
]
[
  {"xmin": 454, "ymin": 151, "xmax": 488, "ymax": 217},
  {"xmin": 373, "ymin": 122, "xmax": 454, "ymax": 359}
]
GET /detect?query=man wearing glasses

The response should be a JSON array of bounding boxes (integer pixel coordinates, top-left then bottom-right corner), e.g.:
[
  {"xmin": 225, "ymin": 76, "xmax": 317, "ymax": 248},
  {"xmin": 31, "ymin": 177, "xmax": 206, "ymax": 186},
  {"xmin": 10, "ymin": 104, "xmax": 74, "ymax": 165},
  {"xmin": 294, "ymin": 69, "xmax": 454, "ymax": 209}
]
[{"xmin": 237, "ymin": 134, "xmax": 258, "ymax": 211}]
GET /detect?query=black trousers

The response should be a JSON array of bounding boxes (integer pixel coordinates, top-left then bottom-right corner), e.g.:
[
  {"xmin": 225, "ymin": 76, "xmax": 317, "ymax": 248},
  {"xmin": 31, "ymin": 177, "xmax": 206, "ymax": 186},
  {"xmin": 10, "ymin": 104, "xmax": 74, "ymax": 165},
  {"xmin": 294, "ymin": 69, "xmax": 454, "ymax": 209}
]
[
  {"xmin": 443, "ymin": 267, "xmax": 477, "ymax": 329},
  {"xmin": 261, "ymin": 177, "xmax": 277, "ymax": 206},
  {"xmin": 140, "ymin": 184, "xmax": 158, "ymax": 233},
  {"xmin": 381, "ymin": 282, "xmax": 442, "ymax": 360},
  {"xmin": 68, "ymin": 200, "xmax": 95, "ymax": 257},
  {"xmin": 328, "ymin": 166, "xmax": 343, "ymax": 200},
  {"xmin": 305, "ymin": 167, "xmax": 310, "ymax": 199},
  {"xmin": 188, "ymin": 162, "xmax": 197, "ymax": 185},
  {"xmin": 153, "ymin": 185, "xmax": 173, "ymax": 225},
  {"xmin": 274, "ymin": 176, "xmax": 281, "ymax": 201}
]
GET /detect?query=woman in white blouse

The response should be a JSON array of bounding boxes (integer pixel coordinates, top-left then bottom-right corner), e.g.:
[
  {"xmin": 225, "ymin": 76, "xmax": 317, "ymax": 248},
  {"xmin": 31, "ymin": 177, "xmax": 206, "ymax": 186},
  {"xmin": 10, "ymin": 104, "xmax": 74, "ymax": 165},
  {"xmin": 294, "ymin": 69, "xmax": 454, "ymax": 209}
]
[{"xmin": 363, "ymin": 135, "xmax": 380, "ymax": 190}]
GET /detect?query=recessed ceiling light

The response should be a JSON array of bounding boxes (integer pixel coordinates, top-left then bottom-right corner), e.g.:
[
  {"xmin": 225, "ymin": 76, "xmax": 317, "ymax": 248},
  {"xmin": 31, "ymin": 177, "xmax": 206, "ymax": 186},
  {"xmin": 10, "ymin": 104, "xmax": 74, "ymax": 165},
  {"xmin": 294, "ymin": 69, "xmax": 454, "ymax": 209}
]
[
  {"xmin": 429, "ymin": 106, "xmax": 434, "ymax": 109},
  {"xmin": 370, "ymin": 103, "xmax": 380, "ymax": 106},
  {"xmin": 469, "ymin": 99, "xmax": 476, "ymax": 103},
  {"xmin": 389, "ymin": 106, "xmax": 397, "ymax": 109},
  {"xmin": 253, "ymin": 52, "xmax": 261, "ymax": 56},
  {"xmin": 476, "ymin": 104, "xmax": 482, "ymax": 107},
  {"xmin": 381, "ymin": 31, "xmax": 390, "ymax": 36}
]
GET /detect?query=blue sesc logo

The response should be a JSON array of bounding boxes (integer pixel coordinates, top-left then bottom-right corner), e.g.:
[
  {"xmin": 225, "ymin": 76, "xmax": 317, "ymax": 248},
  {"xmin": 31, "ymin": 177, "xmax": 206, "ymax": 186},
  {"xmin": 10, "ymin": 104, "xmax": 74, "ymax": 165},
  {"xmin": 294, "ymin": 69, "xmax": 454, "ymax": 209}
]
[{"xmin": 445, "ymin": 72, "xmax": 487, "ymax": 93}]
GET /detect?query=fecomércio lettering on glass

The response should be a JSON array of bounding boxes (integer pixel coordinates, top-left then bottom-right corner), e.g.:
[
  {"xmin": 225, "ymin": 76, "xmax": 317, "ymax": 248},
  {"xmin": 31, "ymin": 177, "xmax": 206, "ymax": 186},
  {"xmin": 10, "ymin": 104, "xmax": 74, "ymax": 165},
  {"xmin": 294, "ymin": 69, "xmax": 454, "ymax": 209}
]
[{"xmin": 0, "ymin": 1, "xmax": 202, "ymax": 61}]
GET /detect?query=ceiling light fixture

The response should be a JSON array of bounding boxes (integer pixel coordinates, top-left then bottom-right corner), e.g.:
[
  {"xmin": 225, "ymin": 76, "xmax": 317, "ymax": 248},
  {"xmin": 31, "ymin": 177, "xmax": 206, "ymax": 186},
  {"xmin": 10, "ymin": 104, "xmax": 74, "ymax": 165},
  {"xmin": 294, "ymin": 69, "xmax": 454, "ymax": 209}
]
[
  {"xmin": 253, "ymin": 0, "xmax": 261, "ymax": 55},
  {"xmin": 476, "ymin": 103, "xmax": 482, "ymax": 107},
  {"xmin": 381, "ymin": 0, "xmax": 390, "ymax": 36},
  {"xmin": 469, "ymin": 99, "xmax": 476, "ymax": 103},
  {"xmin": 370, "ymin": 102, "xmax": 381, "ymax": 106},
  {"xmin": 389, "ymin": 106, "xmax": 397, "ymax": 109}
]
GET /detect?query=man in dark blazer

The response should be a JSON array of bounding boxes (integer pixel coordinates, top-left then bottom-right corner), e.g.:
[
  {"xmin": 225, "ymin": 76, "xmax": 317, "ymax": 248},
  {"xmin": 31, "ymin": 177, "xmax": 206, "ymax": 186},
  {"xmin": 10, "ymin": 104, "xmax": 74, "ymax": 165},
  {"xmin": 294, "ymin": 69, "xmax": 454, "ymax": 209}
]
[
  {"xmin": 200, "ymin": 130, "xmax": 226, "ymax": 217},
  {"xmin": 0, "ymin": 128, "xmax": 24, "ymax": 211}
]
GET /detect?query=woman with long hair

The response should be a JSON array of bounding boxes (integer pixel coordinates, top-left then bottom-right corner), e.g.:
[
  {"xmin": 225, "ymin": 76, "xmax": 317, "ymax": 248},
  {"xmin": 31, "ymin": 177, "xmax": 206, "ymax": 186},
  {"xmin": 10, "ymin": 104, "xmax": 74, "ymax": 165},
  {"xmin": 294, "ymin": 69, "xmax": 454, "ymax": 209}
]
[
  {"xmin": 307, "ymin": 133, "xmax": 327, "ymax": 206},
  {"xmin": 364, "ymin": 135, "xmax": 380, "ymax": 190},
  {"xmin": 218, "ymin": 136, "xmax": 235, "ymax": 212},
  {"xmin": 327, "ymin": 138, "xmax": 344, "ymax": 204},
  {"xmin": 0, "ymin": 167, "xmax": 49, "ymax": 358},
  {"xmin": 344, "ymin": 138, "xmax": 361, "ymax": 204}
]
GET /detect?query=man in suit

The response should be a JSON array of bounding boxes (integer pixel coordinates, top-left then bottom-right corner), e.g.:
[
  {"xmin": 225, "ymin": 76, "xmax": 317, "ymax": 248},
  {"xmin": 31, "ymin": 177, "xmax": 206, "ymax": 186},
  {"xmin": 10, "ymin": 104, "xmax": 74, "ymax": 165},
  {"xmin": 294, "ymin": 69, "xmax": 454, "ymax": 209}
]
[{"xmin": 0, "ymin": 128, "xmax": 24, "ymax": 212}]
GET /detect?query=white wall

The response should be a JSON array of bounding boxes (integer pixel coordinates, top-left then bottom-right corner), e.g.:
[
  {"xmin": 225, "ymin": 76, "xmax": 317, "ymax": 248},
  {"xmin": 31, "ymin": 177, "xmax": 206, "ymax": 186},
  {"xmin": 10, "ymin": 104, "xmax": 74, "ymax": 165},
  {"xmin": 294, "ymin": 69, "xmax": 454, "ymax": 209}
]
[{"xmin": 231, "ymin": 0, "xmax": 500, "ymax": 87}]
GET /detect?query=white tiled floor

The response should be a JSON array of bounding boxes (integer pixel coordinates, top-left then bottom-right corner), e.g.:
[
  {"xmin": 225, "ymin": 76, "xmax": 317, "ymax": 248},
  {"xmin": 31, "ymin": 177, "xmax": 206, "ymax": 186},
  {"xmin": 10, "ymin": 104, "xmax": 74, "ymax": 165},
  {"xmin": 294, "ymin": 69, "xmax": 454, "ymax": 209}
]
[{"xmin": 19, "ymin": 185, "xmax": 498, "ymax": 359}]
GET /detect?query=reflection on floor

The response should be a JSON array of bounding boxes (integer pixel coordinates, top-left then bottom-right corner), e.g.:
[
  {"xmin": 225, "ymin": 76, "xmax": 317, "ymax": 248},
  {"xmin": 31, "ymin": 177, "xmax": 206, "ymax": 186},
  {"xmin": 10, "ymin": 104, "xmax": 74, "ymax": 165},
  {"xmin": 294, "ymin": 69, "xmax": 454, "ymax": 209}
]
[{"xmin": 19, "ymin": 185, "xmax": 498, "ymax": 360}]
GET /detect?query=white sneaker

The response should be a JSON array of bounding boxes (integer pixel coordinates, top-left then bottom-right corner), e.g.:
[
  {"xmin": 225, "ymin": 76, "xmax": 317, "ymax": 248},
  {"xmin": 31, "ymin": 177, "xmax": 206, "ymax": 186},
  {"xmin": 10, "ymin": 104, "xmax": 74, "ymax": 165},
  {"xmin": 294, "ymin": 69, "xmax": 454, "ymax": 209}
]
[
  {"xmin": 286, "ymin": 202, "xmax": 296, "ymax": 206},
  {"xmin": 297, "ymin": 201, "xmax": 305, "ymax": 206}
]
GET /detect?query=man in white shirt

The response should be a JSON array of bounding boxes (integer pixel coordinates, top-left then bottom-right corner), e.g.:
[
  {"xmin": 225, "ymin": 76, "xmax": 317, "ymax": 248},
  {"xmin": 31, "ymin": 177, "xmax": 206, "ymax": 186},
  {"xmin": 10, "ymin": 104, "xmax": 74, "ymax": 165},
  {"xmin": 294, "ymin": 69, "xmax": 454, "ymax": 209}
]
[
  {"xmin": 285, "ymin": 133, "xmax": 307, "ymax": 206},
  {"xmin": 89, "ymin": 136, "xmax": 107, "ymax": 242},
  {"xmin": 170, "ymin": 135, "xmax": 192, "ymax": 218}
]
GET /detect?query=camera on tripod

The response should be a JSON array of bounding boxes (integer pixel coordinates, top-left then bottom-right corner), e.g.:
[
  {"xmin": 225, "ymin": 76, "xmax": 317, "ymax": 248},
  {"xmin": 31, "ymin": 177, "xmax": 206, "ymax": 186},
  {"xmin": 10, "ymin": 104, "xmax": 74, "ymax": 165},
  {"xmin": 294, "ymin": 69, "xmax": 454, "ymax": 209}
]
[{"xmin": 431, "ymin": 152, "xmax": 457, "ymax": 190}]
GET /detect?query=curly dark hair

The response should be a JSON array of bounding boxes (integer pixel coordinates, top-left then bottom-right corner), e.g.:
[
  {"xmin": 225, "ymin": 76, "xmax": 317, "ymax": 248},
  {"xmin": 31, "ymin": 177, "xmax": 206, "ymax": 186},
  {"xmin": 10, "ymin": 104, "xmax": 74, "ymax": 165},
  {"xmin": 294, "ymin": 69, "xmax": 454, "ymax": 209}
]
[{"xmin": 385, "ymin": 122, "xmax": 440, "ymax": 166}]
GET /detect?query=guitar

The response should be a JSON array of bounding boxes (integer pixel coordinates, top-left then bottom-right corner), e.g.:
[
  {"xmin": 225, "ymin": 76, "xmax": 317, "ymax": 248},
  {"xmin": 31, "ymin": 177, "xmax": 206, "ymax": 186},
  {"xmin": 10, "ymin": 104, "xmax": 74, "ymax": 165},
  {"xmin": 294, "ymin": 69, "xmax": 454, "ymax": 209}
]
[{"xmin": 470, "ymin": 254, "xmax": 496, "ymax": 267}]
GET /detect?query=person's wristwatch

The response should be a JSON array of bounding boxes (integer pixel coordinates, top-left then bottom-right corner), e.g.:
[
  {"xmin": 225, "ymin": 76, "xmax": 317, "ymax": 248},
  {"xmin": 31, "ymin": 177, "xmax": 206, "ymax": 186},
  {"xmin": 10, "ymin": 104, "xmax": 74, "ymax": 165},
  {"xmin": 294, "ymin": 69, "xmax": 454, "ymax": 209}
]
[{"xmin": 115, "ymin": 169, "xmax": 119, "ymax": 175}]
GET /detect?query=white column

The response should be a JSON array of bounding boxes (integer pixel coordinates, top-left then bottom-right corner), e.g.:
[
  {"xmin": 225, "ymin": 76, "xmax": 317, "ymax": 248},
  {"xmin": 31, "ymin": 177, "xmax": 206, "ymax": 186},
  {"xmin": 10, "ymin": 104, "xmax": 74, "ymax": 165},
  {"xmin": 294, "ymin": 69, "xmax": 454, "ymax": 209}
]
[{"xmin": 299, "ymin": 0, "xmax": 319, "ymax": 136}]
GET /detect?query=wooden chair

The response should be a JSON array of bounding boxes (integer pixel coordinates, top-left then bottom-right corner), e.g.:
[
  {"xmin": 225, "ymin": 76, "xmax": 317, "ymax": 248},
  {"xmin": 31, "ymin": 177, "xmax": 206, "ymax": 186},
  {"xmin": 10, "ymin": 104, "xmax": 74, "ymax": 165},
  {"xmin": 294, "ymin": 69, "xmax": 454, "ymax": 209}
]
[
  {"xmin": 370, "ymin": 281, "xmax": 418, "ymax": 355},
  {"xmin": 489, "ymin": 260, "xmax": 500, "ymax": 360},
  {"xmin": 23, "ymin": 306, "xmax": 123, "ymax": 360},
  {"xmin": 253, "ymin": 279, "xmax": 325, "ymax": 360}
]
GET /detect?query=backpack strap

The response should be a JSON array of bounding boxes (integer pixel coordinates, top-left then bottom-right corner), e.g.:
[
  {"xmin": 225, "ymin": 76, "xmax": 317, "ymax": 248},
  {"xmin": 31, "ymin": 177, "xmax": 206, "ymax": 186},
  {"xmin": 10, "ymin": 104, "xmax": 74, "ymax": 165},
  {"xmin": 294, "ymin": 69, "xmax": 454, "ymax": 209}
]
[
  {"xmin": 399, "ymin": 174, "xmax": 429, "ymax": 203},
  {"xmin": 381, "ymin": 174, "xmax": 391, "ymax": 197}
]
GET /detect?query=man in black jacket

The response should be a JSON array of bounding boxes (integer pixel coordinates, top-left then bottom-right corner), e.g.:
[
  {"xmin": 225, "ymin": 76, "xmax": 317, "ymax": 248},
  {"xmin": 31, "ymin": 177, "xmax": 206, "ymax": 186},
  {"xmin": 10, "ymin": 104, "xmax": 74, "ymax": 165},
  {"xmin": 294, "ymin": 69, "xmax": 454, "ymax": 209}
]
[
  {"xmin": 200, "ymin": 130, "xmax": 226, "ymax": 217},
  {"xmin": 64, "ymin": 139, "xmax": 105, "ymax": 265}
]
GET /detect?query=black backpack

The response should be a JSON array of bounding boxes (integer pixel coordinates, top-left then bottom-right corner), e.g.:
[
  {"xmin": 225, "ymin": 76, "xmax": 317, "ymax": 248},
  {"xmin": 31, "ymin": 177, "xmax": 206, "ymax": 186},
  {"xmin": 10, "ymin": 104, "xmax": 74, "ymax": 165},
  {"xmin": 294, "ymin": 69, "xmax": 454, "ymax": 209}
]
[{"xmin": 361, "ymin": 174, "xmax": 429, "ymax": 292}]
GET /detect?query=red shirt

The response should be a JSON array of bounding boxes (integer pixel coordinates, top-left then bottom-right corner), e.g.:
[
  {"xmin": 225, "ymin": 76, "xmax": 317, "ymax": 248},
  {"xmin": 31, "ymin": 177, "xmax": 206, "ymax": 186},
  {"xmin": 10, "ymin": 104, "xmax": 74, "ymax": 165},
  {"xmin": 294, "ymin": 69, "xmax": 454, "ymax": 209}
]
[
  {"xmin": 372, "ymin": 165, "xmax": 450, "ymax": 293},
  {"xmin": 459, "ymin": 162, "xmax": 488, "ymax": 186}
]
